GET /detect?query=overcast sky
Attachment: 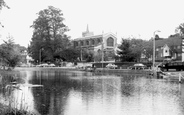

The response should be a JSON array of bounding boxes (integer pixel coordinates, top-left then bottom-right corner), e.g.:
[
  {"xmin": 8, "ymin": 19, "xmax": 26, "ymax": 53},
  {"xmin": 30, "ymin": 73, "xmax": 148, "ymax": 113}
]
[{"xmin": 0, "ymin": 0, "xmax": 184, "ymax": 47}]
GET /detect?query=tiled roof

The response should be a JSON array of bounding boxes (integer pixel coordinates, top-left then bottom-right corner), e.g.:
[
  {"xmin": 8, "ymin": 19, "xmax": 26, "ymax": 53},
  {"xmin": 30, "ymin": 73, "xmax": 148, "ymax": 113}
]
[
  {"xmin": 73, "ymin": 32, "xmax": 117, "ymax": 41},
  {"xmin": 73, "ymin": 34, "xmax": 103, "ymax": 41}
]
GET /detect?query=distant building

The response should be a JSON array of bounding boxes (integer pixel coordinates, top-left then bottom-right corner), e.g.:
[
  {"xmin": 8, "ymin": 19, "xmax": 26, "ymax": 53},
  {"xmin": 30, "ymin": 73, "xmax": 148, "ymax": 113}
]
[
  {"xmin": 20, "ymin": 50, "xmax": 33, "ymax": 66},
  {"xmin": 156, "ymin": 44, "xmax": 172, "ymax": 61},
  {"xmin": 72, "ymin": 26, "xmax": 118, "ymax": 62},
  {"xmin": 141, "ymin": 35, "xmax": 183, "ymax": 62}
]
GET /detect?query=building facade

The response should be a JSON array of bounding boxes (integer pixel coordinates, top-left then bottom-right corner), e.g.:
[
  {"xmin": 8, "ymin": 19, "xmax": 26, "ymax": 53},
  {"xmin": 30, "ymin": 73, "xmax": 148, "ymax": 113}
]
[
  {"xmin": 72, "ymin": 26, "xmax": 118, "ymax": 62},
  {"xmin": 141, "ymin": 35, "xmax": 183, "ymax": 62}
]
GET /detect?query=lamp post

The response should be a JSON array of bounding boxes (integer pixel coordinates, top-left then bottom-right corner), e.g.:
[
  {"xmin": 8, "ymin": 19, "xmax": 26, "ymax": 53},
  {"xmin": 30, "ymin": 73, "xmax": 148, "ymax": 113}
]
[
  {"xmin": 80, "ymin": 47, "xmax": 83, "ymax": 61},
  {"xmin": 39, "ymin": 49, "xmax": 41, "ymax": 64},
  {"xmin": 153, "ymin": 30, "xmax": 161, "ymax": 74},
  {"xmin": 101, "ymin": 33, "xmax": 104, "ymax": 68},
  {"xmin": 39, "ymin": 48, "xmax": 43, "ymax": 64}
]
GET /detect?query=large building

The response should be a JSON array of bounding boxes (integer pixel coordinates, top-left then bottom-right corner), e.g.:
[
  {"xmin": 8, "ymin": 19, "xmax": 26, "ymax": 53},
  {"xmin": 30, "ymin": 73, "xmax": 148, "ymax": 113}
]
[{"xmin": 72, "ymin": 26, "xmax": 118, "ymax": 62}]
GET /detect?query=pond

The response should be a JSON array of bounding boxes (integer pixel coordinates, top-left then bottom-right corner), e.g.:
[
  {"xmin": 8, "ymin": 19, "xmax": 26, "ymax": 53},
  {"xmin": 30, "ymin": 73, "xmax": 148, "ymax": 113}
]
[{"xmin": 1, "ymin": 69, "xmax": 184, "ymax": 115}]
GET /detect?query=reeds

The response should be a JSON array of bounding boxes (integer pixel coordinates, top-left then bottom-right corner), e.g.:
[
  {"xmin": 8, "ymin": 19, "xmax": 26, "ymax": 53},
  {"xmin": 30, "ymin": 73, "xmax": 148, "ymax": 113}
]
[{"xmin": 0, "ymin": 72, "xmax": 37, "ymax": 115}]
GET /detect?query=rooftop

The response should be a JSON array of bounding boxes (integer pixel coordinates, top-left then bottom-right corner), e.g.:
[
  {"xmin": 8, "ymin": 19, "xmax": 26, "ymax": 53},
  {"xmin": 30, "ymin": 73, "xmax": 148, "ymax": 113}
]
[{"xmin": 73, "ymin": 34, "xmax": 103, "ymax": 41}]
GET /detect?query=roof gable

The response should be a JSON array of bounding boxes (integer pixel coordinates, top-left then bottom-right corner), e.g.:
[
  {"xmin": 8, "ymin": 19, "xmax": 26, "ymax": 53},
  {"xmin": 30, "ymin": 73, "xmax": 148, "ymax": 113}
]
[
  {"xmin": 162, "ymin": 44, "xmax": 170, "ymax": 50},
  {"xmin": 73, "ymin": 32, "xmax": 117, "ymax": 41}
]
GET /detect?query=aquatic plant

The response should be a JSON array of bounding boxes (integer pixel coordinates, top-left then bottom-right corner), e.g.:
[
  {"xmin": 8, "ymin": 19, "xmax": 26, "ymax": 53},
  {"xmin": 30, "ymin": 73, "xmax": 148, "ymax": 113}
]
[
  {"xmin": 2, "ymin": 108, "xmax": 36, "ymax": 115},
  {"xmin": 0, "ymin": 72, "xmax": 38, "ymax": 115}
]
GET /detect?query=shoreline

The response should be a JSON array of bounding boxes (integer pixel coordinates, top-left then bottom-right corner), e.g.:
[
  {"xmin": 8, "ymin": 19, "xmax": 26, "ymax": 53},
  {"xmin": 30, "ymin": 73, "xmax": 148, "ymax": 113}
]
[{"xmin": 7, "ymin": 67, "xmax": 184, "ymax": 78}]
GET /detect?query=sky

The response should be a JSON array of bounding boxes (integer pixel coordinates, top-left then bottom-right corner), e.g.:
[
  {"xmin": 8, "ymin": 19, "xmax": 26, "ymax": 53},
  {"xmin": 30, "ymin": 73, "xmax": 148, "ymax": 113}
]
[{"xmin": 0, "ymin": 0, "xmax": 184, "ymax": 47}]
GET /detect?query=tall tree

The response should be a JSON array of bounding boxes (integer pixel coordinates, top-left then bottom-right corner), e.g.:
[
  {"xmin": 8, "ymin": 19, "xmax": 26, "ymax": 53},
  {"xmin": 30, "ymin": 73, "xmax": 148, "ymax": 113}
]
[
  {"xmin": 130, "ymin": 39, "xmax": 145, "ymax": 62},
  {"xmin": 0, "ymin": 36, "xmax": 24, "ymax": 68},
  {"xmin": 56, "ymin": 48, "xmax": 80, "ymax": 62},
  {"xmin": 29, "ymin": 6, "xmax": 70, "ymax": 63},
  {"xmin": 0, "ymin": 0, "xmax": 9, "ymax": 27},
  {"xmin": 117, "ymin": 38, "xmax": 135, "ymax": 62},
  {"xmin": 0, "ymin": 0, "xmax": 9, "ymax": 10},
  {"xmin": 176, "ymin": 23, "xmax": 184, "ymax": 36}
]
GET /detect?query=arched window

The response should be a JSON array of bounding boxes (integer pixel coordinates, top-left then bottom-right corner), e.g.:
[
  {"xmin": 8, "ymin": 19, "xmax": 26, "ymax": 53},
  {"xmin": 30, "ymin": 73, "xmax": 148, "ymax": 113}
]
[
  {"xmin": 97, "ymin": 38, "xmax": 101, "ymax": 43},
  {"xmin": 80, "ymin": 41, "xmax": 83, "ymax": 46},
  {"xmin": 91, "ymin": 39, "xmax": 95, "ymax": 45},
  {"xmin": 75, "ymin": 41, "xmax": 78, "ymax": 46},
  {"xmin": 86, "ymin": 40, "xmax": 89, "ymax": 45},
  {"xmin": 107, "ymin": 37, "xmax": 114, "ymax": 46}
]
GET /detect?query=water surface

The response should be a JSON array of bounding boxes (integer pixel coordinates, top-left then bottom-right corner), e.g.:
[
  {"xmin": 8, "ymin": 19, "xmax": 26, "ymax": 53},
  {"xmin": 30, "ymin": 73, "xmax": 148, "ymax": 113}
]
[{"xmin": 1, "ymin": 69, "xmax": 184, "ymax": 115}]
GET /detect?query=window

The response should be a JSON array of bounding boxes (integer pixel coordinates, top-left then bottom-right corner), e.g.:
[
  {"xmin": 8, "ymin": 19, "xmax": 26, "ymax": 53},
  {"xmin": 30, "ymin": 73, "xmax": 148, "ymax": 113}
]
[
  {"xmin": 177, "ymin": 46, "xmax": 181, "ymax": 49},
  {"xmin": 80, "ymin": 41, "xmax": 83, "ymax": 46},
  {"xmin": 86, "ymin": 40, "xmax": 89, "ymax": 45},
  {"xmin": 75, "ymin": 41, "xmax": 78, "ymax": 46},
  {"xmin": 91, "ymin": 40, "xmax": 95, "ymax": 45},
  {"xmin": 165, "ymin": 50, "xmax": 167, "ymax": 53},
  {"xmin": 97, "ymin": 39, "xmax": 101, "ymax": 43},
  {"xmin": 107, "ymin": 37, "xmax": 114, "ymax": 46}
]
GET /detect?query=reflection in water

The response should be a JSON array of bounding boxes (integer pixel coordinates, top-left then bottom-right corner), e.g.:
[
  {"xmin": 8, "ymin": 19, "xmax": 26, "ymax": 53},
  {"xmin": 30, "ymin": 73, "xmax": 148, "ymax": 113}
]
[
  {"xmin": 0, "ymin": 81, "xmax": 40, "ymax": 114},
  {"xmin": 1, "ymin": 70, "xmax": 184, "ymax": 115},
  {"xmin": 11, "ymin": 86, "xmax": 34, "ymax": 111}
]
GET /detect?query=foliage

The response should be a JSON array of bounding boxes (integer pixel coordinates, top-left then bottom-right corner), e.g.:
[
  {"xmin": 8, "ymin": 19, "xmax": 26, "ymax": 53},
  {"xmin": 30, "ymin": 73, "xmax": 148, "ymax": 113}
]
[
  {"xmin": 83, "ymin": 50, "xmax": 94, "ymax": 62},
  {"xmin": 94, "ymin": 49, "xmax": 115, "ymax": 62},
  {"xmin": 0, "ymin": 71, "xmax": 36, "ymax": 115},
  {"xmin": 117, "ymin": 38, "xmax": 135, "ymax": 62},
  {"xmin": 129, "ymin": 38, "xmax": 145, "ymax": 62},
  {"xmin": 28, "ymin": 6, "xmax": 70, "ymax": 63},
  {"xmin": 54, "ymin": 48, "xmax": 80, "ymax": 62},
  {"xmin": 117, "ymin": 38, "xmax": 147, "ymax": 62},
  {"xmin": 0, "ymin": 37, "xmax": 24, "ymax": 68},
  {"xmin": 2, "ymin": 109, "xmax": 36, "ymax": 115},
  {"xmin": 143, "ymin": 42, "xmax": 153, "ymax": 60},
  {"xmin": 0, "ymin": 0, "xmax": 9, "ymax": 10},
  {"xmin": 175, "ymin": 23, "xmax": 184, "ymax": 36},
  {"xmin": 0, "ymin": 0, "xmax": 9, "ymax": 27},
  {"xmin": 94, "ymin": 50, "xmax": 102, "ymax": 62}
]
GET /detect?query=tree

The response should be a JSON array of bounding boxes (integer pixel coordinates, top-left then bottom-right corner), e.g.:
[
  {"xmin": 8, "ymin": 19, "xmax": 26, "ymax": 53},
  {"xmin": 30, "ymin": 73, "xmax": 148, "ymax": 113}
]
[
  {"xmin": 55, "ymin": 48, "xmax": 80, "ymax": 62},
  {"xmin": 0, "ymin": 0, "xmax": 9, "ymax": 27},
  {"xmin": 0, "ymin": 0, "xmax": 9, "ymax": 10},
  {"xmin": 117, "ymin": 38, "xmax": 135, "ymax": 62},
  {"xmin": 28, "ymin": 6, "xmax": 70, "ymax": 63},
  {"xmin": 83, "ymin": 50, "xmax": 94, "ymax": 62},
  {"xmin": 116, "ymin": 38, "xmax": 148, "ymax": 62},
  {"xmin": 176, "ymin": 23, "xmax": 184, "ymax": 36},
  {"xmin": 130, "ymin": 39, "xmax": 146, "ymax": 62},
  {"xmin": 0, "ymin": 37, "xmax": 24, "ymax": 68},
  {"xmin": 94, "ymin": 50, "xmax": 102, "ymax": 62}
]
